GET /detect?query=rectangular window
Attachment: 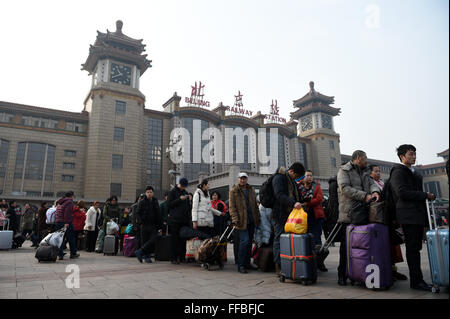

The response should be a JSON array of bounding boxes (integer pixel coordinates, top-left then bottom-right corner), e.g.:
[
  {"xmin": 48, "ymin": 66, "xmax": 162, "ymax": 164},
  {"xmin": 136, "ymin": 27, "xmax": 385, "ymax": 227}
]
[
  {"xmin": 0, "ymin": 139, "xmax": 10, "ymax": 178},
  {"xmin": 62, "ymin": 175, "xmax": 74, "ymax": 182},
  {"xmin": 114, "ymin": 127, "xmax": 125, "ymax": 141},
  {"xmin": 25, "ymin": 191, "xmax": 41, "ymax": 197},
  {"xmin": 112, "ymin": 154, "xmax": 123, "ymax": 169},
  {"xmin": 110, "ymin": 183, "xmax": 122, "ymax": 197},
  {"xmin": 64, "ymin": 150, "xmax": 76, "ymax": 157},
  {"xmin": 63, "ymin": 162, "xmax": 75, "ymax": 169},
  {"xmin": 329, "ymin": 140, "xmax": 335, "ymax": 150},
  {"xmin": 331, "ymin": 157, "xmax": 337, "ymax": 168},
  {"xmin": 115, "ymin": 101, "xmax": 126, "ymax": 115}
]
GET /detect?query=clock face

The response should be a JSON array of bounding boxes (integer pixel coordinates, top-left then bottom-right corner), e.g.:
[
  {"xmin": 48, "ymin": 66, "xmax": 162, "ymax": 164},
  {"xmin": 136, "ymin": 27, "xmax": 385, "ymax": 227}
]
[
  {"xmin": 110, "ymin": 63, "xmax": 131, "ymax": 85},
  {"xmin": 321, "ymin": 114, "xmax": 332, "ymax": 129},
  {"xmin": 301, "ymin": 116, "xmax": 313, "ymax": 132}
]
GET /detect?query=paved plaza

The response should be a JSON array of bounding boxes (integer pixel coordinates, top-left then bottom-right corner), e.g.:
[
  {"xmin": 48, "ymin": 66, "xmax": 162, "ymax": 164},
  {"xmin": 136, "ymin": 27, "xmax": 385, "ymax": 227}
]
[{"xmin": 0, "ymin": 239, "xmax": 448, "ymax": 300}]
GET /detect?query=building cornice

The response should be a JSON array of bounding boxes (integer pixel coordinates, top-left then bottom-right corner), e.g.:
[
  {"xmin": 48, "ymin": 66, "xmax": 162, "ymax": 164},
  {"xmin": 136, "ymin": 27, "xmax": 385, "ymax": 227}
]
[{"xmin": 0, "ymin": 123, "xmax": 88, "ymax": 137}]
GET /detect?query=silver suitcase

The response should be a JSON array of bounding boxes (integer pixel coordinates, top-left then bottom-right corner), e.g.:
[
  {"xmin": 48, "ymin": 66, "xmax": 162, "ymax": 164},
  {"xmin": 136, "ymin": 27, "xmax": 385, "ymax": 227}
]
[
  {"xmin": 103, "ymin": 235, "xmax": 117, "ymax": 255},
  {"xmin": 0, "ymin": 219, "xmax": 13, "ymax": 250}
]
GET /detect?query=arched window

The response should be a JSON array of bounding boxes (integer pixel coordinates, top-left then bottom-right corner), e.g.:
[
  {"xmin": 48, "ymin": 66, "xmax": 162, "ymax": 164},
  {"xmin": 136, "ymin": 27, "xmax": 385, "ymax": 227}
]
[{"xmin": 14, "ymin": 142, "xmax": 56, "ymax": 180}]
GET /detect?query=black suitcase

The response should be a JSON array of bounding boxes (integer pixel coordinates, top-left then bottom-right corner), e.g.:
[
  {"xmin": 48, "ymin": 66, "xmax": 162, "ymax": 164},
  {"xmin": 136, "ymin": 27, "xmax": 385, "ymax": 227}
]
[
  {"xmin": 35, "ymin": 244, "xmax": 59, "ymax": 262},
  {"xmin": 279, "ymin": 233, "xmax": 318, "ymax": 285},
  {"xmin": 257, "ymin": 246, "xmax": 275, "ymax": 272},
  {"xmin": 155, "ymin": 234, "xmax": 171, "ymax": 261},
  {"xmin": 12, "ymin": 234, "xmax": 25, "ymax": 249},
  {"xmin": 77, "ymin": 233, "xmax": 87, "ymax": 251}
]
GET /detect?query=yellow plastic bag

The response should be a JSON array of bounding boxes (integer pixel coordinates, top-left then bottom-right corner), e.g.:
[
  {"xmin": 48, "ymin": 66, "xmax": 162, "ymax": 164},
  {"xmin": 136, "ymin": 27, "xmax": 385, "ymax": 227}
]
[{"xmin": 284, "ymin": 208, "xmax": 308, "ymax": 234}]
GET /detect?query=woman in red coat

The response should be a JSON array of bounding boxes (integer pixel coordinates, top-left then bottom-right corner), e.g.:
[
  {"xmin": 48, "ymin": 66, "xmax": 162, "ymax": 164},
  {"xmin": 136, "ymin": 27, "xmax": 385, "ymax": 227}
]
[
  {"xmin": 73, "ymin": 201, "xmax": 87, "ymax": 246},
  {"xmin": 211, "ymin": 191, "xmax": 229, "ymax": 236},
  {"xmin": 298, "ymin": 170, "xmax": 327, "ymax": 271}
]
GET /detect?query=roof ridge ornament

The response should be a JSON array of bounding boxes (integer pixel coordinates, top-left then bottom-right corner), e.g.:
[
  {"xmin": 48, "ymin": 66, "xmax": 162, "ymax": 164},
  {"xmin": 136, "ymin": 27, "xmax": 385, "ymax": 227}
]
[
  {"xmin": 309, "ymin": 81, "xmax": 316, "ymax": 95},
  {"xmin": 115, "ymin": 20, "xmax": 123, "ymax": 35}
]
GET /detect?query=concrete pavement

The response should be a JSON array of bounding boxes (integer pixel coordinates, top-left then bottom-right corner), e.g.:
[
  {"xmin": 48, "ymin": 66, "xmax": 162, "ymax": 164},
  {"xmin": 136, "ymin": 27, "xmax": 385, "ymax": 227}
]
[{"xmin": 0, "ymin": 240, "xmax": 448, "ymax": 299}]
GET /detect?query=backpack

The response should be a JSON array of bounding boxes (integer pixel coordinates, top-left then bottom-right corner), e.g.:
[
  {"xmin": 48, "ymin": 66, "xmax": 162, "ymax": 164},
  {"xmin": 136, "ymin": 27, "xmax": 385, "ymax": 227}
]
[
  {"xmin": 46, "ymin": 207, "xmax": 57, "ymax": 224},
  {"xmin": 259, "ymin": 174, "xmax": 277, "ymax": 208}
]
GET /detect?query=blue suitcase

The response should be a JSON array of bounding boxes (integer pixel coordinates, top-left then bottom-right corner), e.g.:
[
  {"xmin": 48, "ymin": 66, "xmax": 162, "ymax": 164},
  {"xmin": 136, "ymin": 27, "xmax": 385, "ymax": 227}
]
[
  {"xmin": 279, "ymin": 233, "xmax": 317, "ymax": 285},
  {"xmin": 426, "ymin": 200, "xmax": 449, "ymax": 293}
]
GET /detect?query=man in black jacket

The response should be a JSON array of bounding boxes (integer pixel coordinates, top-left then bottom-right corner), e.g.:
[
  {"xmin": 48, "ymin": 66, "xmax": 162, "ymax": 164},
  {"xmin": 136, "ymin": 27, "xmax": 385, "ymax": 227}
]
[
  {"xmin": 168, "ymin": 178, "xmax": 192, "ymax": 264},
  {"xmin": 390, "ymin": 144, "xmax": 435, "ymax": 292},
  {"xmin": 272, "ymin": 162, "xmax": 304, "ymax": 277},
  {"xmin": 135, "ymin": 186, "xmax": 163, "ymax": 263}
]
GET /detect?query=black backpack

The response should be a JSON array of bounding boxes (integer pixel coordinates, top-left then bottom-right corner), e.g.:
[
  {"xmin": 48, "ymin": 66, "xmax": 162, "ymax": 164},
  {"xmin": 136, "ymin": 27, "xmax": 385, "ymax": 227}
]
[{"xmin": 259, "ymin": 174, "xmax": 277, "ymax": 208}]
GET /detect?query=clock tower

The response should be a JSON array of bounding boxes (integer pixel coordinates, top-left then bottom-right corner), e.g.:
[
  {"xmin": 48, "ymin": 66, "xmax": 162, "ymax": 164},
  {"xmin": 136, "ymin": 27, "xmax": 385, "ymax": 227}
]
[
  {"xmin": 81, "ymin": 20, "xmax": 151, "ymax": 202},
  {"xmin": 291, "ymin": 82, "xmax": 341, "ymax": 178}
]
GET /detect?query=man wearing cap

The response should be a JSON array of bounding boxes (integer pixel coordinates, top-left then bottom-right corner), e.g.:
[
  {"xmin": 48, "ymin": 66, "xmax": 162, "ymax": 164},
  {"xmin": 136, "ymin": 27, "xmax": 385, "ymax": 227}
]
[
  {"xmin": 229, "ymin": 172, "xmax": 261, "ymax": 273},
  {"xmin": 167, "ymin": 178, "xmax": 192, "ymax": 264}
]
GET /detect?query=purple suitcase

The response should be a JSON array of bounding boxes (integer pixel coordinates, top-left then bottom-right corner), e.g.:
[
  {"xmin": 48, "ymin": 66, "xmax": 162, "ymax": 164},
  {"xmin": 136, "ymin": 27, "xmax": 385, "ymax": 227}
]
[
  {"xmin": 346, "ymin": 223, "xmax": 393, "ymax": 290},
  {"xmin": 123, "ymin": 235, "xmax": 137, "ymax": 257}
]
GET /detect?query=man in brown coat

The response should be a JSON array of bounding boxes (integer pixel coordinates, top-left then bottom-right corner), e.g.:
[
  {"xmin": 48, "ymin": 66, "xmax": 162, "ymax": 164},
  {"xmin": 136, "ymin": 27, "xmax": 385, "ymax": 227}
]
[{"xmin": 229, "ymin": 172, "xmax": 261, "ymax": 274}]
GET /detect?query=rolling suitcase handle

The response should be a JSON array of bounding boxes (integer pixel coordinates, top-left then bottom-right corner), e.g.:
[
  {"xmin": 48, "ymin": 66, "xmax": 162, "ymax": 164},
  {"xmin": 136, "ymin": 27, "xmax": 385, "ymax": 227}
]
[
  {"xmin": 319, "ymin": 223, "xmax": 342, "ymax": 253},
  {"xmin": 426, "ymin": 199, "xmax": 439, "ymax": 230},
  {"xmin": 2, "ymin": 218, "xmax": 9, "ymax": 231}
]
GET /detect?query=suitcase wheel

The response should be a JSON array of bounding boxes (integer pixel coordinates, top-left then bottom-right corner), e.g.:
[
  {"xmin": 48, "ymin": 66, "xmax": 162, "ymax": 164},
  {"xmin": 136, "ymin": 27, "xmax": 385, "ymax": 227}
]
[
  {"xmin": 279, "ymin": 275, "xmax": 286, "ymax": 283},
  {"xmin": 431, "ymin": 287, "xmax": 439, "ymax": 293}
]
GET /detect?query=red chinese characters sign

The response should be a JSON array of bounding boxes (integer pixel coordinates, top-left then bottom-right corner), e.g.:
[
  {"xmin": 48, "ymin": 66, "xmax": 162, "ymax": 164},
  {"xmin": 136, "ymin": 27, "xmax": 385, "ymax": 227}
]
[
  {"xmin": 265, "ymin": 100, "xmax": 287, "ymax": 123},
  {"xmin": 226, "ymin": 90, "xmax": 253, "ymax": 117},
  {"xmin": 185, "ymin": 81, "xmax": 210, "ymax": 107}
]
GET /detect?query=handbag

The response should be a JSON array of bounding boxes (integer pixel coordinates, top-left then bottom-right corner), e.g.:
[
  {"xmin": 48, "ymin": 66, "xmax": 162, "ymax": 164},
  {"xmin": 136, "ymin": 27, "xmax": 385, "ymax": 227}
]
[
  {"xmin": 106, "ymin": 221, "xmax": 119, "ymax": 235},
  {"xmin": 284, "ymin": 208, "xmax": 308, "ymax": 234},
  {"xmin": 369, "ymin": 201, "xmax": 388, "ymax": 224},
  {"xmin": 390, "ymin": 226, "xmax": 405, "ymax": 245},
  {"xmin": 124, "ymin": 224, "xmax": 134, "ymax": 235},
  {"xmin": 349, "ymin": 201, "xmax": 370, "ymax": 225},
  {"xmin": 40, "ymin": 228, "xmax": 66, "ymax": 248}
]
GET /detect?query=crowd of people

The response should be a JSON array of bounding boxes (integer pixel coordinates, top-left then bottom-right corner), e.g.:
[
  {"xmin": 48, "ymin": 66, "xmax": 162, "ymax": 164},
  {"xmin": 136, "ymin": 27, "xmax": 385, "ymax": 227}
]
[{"xmin": 0, "ymin": 143, "xmax": 446, "ymax": 293}]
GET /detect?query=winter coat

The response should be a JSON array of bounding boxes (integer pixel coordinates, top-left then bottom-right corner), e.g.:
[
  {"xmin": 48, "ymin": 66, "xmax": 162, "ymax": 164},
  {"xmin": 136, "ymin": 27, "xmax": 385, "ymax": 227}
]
[
  {"xmin": 102, "ymin": 202, "xmax": 121, "ymax": 229},
  {"xmin": 255, "ymin": 204, "xmax": 274, "ymax": 246},
  {"xmin": 21, "ymin": 208, "xmax": 35, "ymax": 230},
  {"xmin": 192, "ymin": 188, "xmax": 222, "ymax": 228},
  {"xmin": 390, "ymin": 164, "xmax": 428, "ymax": 225},
  {"xmin": 228, "ymin": 183, "xmax": 260, "ymax": 230},
  {"xmin": 37, "ymin": 207, "xmax": 48, "ymax": 234},
  {"xmin": 5, "ymin": 206, "xmax": 19, "ymax": 232},
  {"xmin": 73, "ymin": 207, "xmax": 86, "ymax": 232},
  {"xmin": 159, "ymin": 201, "xmax": 169, "ymax": 224},
  {"xmin": 84, "ymin": 206, "xmax": 100, "ymax": 231},
  {"xmin": 55, "ymin": 198, "xmax": 74, "ymax": 224},
  {"xmin": 303, "ymin": 182, "xmax": 326, "ymax": 220},
  {"xmin": 271, "ymin": 167, "xmax": 300, "ymax": 224},
  {"xmin": 167, "ymin": 186, "xmax": 191, "ymax": 225},
  {"xmin": 136, "ymin": 197, "xmax": 163, "ymax": 229},
  {"xmin": 337, "ymin": 161, "xmax": 380, "ymax": 224}
]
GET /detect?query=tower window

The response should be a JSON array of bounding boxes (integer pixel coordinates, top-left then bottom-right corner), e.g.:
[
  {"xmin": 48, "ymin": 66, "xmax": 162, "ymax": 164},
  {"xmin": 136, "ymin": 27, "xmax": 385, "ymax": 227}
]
[
  {"xmin": 112, "ymin": 154, "xmax": 123, "ymax": 169},
  {"xmin": 110, "ymin": 183, "xmax": 122, "ymax": 197},
  {"xmin": 331, "ymin": 157, "xmax": 337, "ymax": 168},
  {"xmin": 329, "ymin": 140, "xmax": 335, "ymax": 150},
  {"xmin": 114, "ymin": 127, "xmax": 125, "ymax": 141},
  {"xmin": 115, "ymin": 101, "xmax": 126, "ymax": 115}
]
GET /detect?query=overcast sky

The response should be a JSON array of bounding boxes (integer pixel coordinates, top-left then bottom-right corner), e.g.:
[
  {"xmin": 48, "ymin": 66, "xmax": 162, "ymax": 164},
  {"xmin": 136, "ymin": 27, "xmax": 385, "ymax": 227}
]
[{"xmin": 1, "ymin": 0, "xmax": 448, "ymax": 165}]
